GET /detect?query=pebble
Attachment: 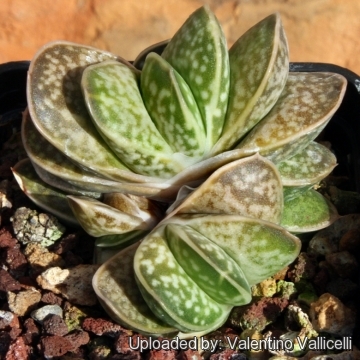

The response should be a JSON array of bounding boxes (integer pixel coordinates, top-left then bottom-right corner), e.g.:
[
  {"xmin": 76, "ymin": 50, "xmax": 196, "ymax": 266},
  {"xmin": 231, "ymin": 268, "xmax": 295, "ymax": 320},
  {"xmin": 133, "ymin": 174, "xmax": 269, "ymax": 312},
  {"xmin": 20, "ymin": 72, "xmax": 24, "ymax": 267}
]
[
  {"xmin": 5, "ymin": 337, "xmax": 30, "ymax": 360},
  {"xmin": 36, "ymin": 264, "xmax": 99, "ymax": 306},
  {"xmin": 325, "ymin": 251, "xmax": 359, "ymax": 278},
  {"xmin": 0, "ymin": 268, "xmax": 22, "ymax": 293},
  {"xmin": 43, "ymin": 314, "xmax": 69, "ymax": 336},
  {"xmin": 31, "ymin": 304, "xmax": 63, "ymax": 323},
  {"xmin": 7, "ymin": 287, "xmax": 41, "ymax": 316},
  {"xmin": 309, "ymin": 293, "xmax": 356, "ymax": 336},
  {"xmin": 11, "ymin": 207, "xmax": 65, "ymax": 247},
  {"xmin": 82, "ymin": 317, "xmax": 124, "ymax": 337},
  {"xmin": 39, "ymin": 335, "xmax": 74, "ymax": 358},
  {"xmin": 24, "ymin": 242, "xmax": 65, "ymax": 273}
]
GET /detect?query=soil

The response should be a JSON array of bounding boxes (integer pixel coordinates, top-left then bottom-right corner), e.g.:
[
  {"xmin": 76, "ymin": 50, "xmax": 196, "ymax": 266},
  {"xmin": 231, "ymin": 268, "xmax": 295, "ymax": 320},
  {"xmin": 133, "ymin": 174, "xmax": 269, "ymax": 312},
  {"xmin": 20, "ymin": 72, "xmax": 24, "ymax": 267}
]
[{"xmin": 0, "ymin": 128, "xmax": 359, "ymax": 359}]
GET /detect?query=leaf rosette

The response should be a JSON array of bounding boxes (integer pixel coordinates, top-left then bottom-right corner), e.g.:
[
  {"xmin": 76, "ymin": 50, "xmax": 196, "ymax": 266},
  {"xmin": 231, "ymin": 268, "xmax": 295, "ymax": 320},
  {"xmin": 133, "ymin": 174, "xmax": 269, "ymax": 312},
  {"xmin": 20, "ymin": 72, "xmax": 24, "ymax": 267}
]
[{"xmin": 13, "ymin": 6, "xmax": 347, "ymax": 336}]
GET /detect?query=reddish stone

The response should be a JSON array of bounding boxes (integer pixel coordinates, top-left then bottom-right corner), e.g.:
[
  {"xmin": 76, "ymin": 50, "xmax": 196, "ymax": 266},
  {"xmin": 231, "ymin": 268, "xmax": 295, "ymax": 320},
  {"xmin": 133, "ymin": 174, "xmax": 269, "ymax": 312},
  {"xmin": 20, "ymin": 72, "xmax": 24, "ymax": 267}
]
[
  {"xmin": 0, "ymin": 227, "xmax": 16, "ymax": 248},
  {"xmin": 4, "ymin": 243, "xmax": 28, "ymax": 277},
  {"xmin": 43, "ymin": 314, "xmax": 69, "ymax": 336},
  {"xmin": 38, "ymin": 335, "xmax": 73, "ymax": 358},
  {"xmin": 114, "ymin": 332, "xmax": 144, "ymax": 356},
  {"xmin": 0, "ymin": 269, "xmax": 22, "ymax": 294},
  {"xmin": 82, "ymin": 317, "xmax": 124, "ymax": 337},
  {"xmin": 178, "ymin": 349, "xmax": 203, "ymax": 360},
  {"xmin": 148, "ymin": 349, "xmax": 178, "ymax": 360},
  {"xmin": 41, "ymin": 290, "xmax": 63, "ymax": 306},
  {"xmin": 5, "ymin": 337, "xmax": 30, "ymax": 360},
  {"xmin": 22, "ymin": 318, "xmax": 40, "ymax": 345},
  {"xmin": 65, "ymin": 330, "xmax": 90, "ymax": 351}
]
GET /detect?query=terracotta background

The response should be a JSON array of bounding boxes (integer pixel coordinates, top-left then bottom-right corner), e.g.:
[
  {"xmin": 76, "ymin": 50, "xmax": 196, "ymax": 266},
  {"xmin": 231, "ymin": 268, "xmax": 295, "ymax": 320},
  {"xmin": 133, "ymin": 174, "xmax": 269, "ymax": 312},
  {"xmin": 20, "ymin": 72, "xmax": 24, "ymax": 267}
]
[{"xmin": 1, "ymin": 0, "xmax": 360, "ymax": 74}]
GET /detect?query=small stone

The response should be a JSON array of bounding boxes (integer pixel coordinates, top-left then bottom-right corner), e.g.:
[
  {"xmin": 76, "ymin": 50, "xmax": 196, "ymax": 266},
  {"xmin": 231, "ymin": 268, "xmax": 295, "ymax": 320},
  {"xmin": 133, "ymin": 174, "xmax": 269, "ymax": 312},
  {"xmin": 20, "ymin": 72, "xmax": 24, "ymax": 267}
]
[
  {"xmin": 41, "ymin": 290, "xmax": 63, "ymax": 306},
  {"xmin": 276, "ymin": 280, "xmax": 296, "ymax": 300},
  {"xmin": 114, "ymin": 332, "xmax": 143, "ymax": 356},
  {"xmin": 63, "ymin": 302, "xmax": 88, "ymax": 332},
  {"xmin": 38, "ymin": 335, "xmax": 73, "ymax": 358},
  {"xmin": 31, "ymin": 304, "xmax": 63, "ymax": 323},
  {"xmin": 36, "ymin": 264, "xmax": 99, "ymax": 306},
  {"xmin": 82, "ymin": 317, "xmax": 124, "ymax": 337},
  {"xmin": 148, "ymin": 349, "xmax": 178, "ymax": 360},
  {"xmin": 43, "ymin": 314, "xmax": 69, "ymax": 336},
  {"xmin": 5, "ymin": 337, "xmax": 30, "ymax": 360},
  {"xmin": 22, "ymin": 318, "xmax": 40, "ymax": 345},
  {"xmin": 287, "ymin": 252, "xmax": 317, "ymax": 282},
  {"xmin": 228, "ymin": 297, "xmax": 289, "ymax": 332},
  {"xmin": 64, "ymin": 330, "xmax": 90, "ymax": 351},
  {"xmin": 325, "ymin": 251, "xmax": 359, "ymax": 278},
  {"xmin": 24, "ymin": 242, "xmax": 65, "ymax": 273},
  {"xmin": 0, "ymin": 268, "xmax": 22, "ymax": 294},
  {"xmin": 7, "ymin": 287, "xmax": 41, "ymax": 316},
  {"xmin": 251, "ymin": 277, "xmax": 277, "ymax": 297},
  {"xmin": 309, "ymin": 293, "xmax": 356, "ymax": 336},
  {"xmin": 11, "ymin": 207, "xmax": 65, "ymax": 247},
  {"xmin": 3, "ymin": 242, "xmax": 28, "ymax": 278}
]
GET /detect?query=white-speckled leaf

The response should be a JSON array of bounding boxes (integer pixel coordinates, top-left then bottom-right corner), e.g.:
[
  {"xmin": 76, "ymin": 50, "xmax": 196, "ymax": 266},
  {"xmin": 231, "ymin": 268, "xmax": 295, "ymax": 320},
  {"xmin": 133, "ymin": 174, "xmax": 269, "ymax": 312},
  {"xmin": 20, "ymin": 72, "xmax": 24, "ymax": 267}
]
[
  {"xmin": 134, "ymin": 226, "xmax": 232, "ymax": 332},
  {"xmin": 166, "ymin": 224, "xmax": 251, "ymax": 305},
  {"xmin": 67, "ymin": 196, "xmax": 155, "ymax": 237},
  {"xmin": 82, "ymin": 60, "xmax": 190, "ymax": 178},
  {"xmin": 211, "ymin": 13, "xmax": 289, "ymax": 154},
  {"xmin": 141, "ymin": 53, "xmax": 206, "ymax": 157},
  {"xmin": 162, "ymin": 5, "xmax": 229, "ymax": 151},
  {"xmin": 27, "ymin": 41, "xmax": 137, "ymax": 182},
  {"xmin": 237, "ymin": 72, "xmax": 347, "ymax": 163},
  {"xmin": 281, "ymin": 188, "xmax": 339, "ymax": 233},
  {"xmin": 22, "ymin": 109, "xmax": 170, "ymax": 193},
  {"xmin": 170, "ymin": 154, "xmax": 283, "ymax": 224},
  {"xmin": 12, "ymin": 159, "xmax": 79, "ymax": 226},
  {"xmin": 93, "ymin": 242, "xmax": 178, "ymax": 336},
  {"xmin": 278, "ymin": 141, "xmax": 337, "ymax": 186},
  {"xmin": 166, "ymin": 214, "xmax": 301, "ymax": 286}
]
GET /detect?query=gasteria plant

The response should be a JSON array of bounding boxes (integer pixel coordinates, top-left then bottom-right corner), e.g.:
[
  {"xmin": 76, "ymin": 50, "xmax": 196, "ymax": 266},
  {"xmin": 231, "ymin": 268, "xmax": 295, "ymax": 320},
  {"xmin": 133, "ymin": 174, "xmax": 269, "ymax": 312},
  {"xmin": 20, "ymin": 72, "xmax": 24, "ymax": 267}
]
[{"xmin": 13, "ymin": 6, "xmax": 346, "ymax": 336}]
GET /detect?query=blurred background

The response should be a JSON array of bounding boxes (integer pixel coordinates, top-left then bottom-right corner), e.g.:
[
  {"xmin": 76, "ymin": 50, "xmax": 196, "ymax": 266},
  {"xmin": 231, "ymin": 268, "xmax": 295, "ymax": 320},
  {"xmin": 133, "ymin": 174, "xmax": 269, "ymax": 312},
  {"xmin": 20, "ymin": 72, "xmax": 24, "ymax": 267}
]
[{"xmin": 1, "ymin": 0, "xmax": 360, "ymax": 74}]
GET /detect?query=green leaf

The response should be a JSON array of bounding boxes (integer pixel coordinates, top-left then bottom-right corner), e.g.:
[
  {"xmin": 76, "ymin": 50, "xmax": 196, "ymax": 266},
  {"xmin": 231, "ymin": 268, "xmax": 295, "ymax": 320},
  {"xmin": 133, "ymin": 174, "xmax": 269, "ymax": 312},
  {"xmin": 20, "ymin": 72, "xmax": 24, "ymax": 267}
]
[
  {"xmin": 162, "ymin": 5, "xmax": 230, "ymax": 150},
  {"xmin": 167, "ymin": 214, "xmax": 301, "ymax": 286},
  {"xmin": 237, "ymin": 72, "xmax": 347, "ymax": 163},
  {"xmin": 27, "ymin": 41, "xmax": 134, "ymax": 181},
  {"xmin": 281, "ymin": 188, "xmax": 338, "ymax": 233},
  {"xmin": 12, "ymin": 159, "xmax": 79, "ymax": 226},
  {"xmin": 277, "ymin": 141, "xmax": 337, "ymax": 186},
  {"xmin": 170, "ymin": 154, "xmax": 283, "ymax": 225},
  {"xmin": 212, "ymin": 12, "xmax": 289, "ymax": 154},
  {"xmin": 141, "ymin": 53, "xmax": 206, "ymax": 158},
  {"xmin": 82, "ymin": 60, "xmax": 189, "ymax": 178},
  {"xmin": 166, "ymin": 224, "xmax": 251, "ymax": 305},
  {"xmin": 93, "ymin": 242, "xmax": 178, "ymax": 336},
  {"xmin": 134, "ymin": 226, "xmax": 232, "ymax": 332}
]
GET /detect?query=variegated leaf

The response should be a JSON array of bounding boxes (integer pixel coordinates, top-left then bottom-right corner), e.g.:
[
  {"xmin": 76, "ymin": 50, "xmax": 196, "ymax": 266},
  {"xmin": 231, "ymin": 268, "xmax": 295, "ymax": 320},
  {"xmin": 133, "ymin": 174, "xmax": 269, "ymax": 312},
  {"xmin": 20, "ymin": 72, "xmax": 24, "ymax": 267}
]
[
  {"xmin": 212, "ymin": 12, "xmax": 289, "ymax": 154},
  {"xmin": 93, "ymin": 242, "xmax": 178, "ymax": 336},
  {"xmin": 281, "ymin": 188, "xmax": 339, "ymax": 233},
  {"xmin": 27, "ymin": 41, "xmax": 135, "ymax": 181},
  {"xmin": 166, "ymin": 224, "xmax": 251, "ymax": 305},
  {"xmin": 166, "ymin": 214, "xmax": 301, "ymax": 286},
  {"xmin": 170, "ymin": 154, "xmax": 283, "ymax": 224},
  {"xmin": 141, "ymin": 53, "xmax": 206, "ymax": 158},
  {"xmin": 237, "ymin": 72, "xmax": 347, "ymax": 163},
  {"xmin": 12, "ymin": 159, "xmax": 79, "ymax": 226},
  {"xmin": 82, "ymin": 60, "xmax": 190, "ymax": 178},
  {"xmin": 278, "ymin": 141, "xmax": 337, "ymax": 186},
  {"xmin": 66, "ymin": 196, "xmax": 157, "ymax": 237},
  {"xmin": 162, "ymin": 5, "xmax": 229, "ymax": 150},
  {"xmin": 134, "ymin": 226, "xmax": 232, "ymax": 332}
]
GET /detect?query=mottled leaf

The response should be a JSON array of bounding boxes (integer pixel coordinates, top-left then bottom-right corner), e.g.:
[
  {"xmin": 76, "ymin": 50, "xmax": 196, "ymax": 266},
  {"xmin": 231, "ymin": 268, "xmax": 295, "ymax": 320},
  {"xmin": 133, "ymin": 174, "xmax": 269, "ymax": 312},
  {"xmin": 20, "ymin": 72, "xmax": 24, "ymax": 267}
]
[
  {"xmin": 93, "ymin": 242, "xmax": 178, "ymax": 336},
  {"xmin": 27, "ymin": 41, "xmax": 136, "ymax": 181},
  {"xmin": 278, "ymin": 141, "xmax": 337, "ymax": 186},
  {"xmin": 281, "ymin": 188, "xmax": 338, "ymax": 233},
  {"xmin": 212, "ymin": 12, "xmax": 289, "ymax": 154},
  {"xmin": 67, "ymin": 196, "xmax": 157, "ymax": 237},
  {"xmin": 12, "ymin": 159, "xmax": 79, "ymax": 226},
  {"xmin": 170, "ymin": 154, "xmax": 283, "ymax": 224},
  {"xmin": 166, "ymin": 224, "xmax": 251, "ymax": 305},
  {"xmin": 141, "ymin": 53, "xmax": 206, "ymax": 157},
  {"xmin": 237, "ymin": 72, "xmax": 347, "ymax": 163},
  {"xmin": 166, "ymin": 214, "xmax": 301, "ymax": 286},
  {"xmin": 162, "ymin": 5, "xmax": 229, "ymax": 150},
  {"xmin": 134, "ymin": 226, "xmax": 232, "ymax": 332}
]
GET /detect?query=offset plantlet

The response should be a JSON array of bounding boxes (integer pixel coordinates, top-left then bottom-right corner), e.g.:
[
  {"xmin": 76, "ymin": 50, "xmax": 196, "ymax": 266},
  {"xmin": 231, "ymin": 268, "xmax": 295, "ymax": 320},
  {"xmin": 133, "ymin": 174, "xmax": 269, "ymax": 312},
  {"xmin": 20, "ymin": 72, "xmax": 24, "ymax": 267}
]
[{"xmin": 15, "ymin": 6, "xmax": 346, "ymax": 336}]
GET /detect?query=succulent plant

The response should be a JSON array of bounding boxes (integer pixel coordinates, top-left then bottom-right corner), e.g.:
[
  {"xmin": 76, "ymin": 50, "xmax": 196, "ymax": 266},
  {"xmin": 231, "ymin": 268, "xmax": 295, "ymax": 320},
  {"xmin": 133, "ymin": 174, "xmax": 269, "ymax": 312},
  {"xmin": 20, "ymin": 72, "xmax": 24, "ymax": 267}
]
[{"xmin": 13, "ymin": 6, "xmax": 346, "ymax": 336}]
